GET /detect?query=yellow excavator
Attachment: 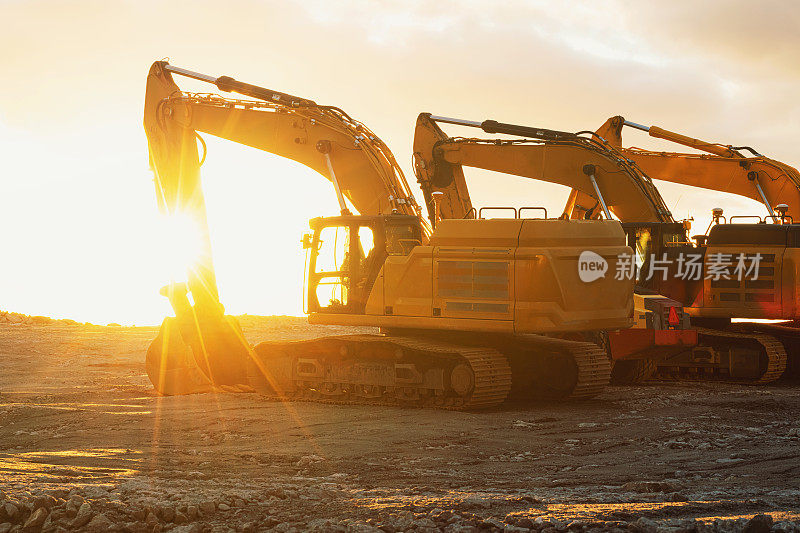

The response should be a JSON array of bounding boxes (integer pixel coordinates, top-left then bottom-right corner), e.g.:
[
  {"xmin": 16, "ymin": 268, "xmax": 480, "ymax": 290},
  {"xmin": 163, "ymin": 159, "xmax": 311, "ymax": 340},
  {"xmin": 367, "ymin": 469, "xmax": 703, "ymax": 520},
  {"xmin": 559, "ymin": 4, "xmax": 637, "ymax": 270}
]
[
  {"xmin": 143, "ymin": 61, "xmax": 635, "ymax": 408},
  {"xmin": 598, "ymin": 116, "xmax": 800, "ymax": 377},
  {"xmin": 412, "ymin": 113, "xmax": 697, "ymax": 383},
  {"xmin": 411, "ymin": 113, "xmax": 785, "ymax": 383}
]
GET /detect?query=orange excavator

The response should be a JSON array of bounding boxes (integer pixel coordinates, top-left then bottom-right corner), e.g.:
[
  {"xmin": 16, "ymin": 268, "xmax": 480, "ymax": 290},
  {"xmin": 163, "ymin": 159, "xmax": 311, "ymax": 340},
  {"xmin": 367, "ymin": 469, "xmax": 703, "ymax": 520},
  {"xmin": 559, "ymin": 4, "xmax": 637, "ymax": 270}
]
[
  {"xmin": 143, "ymin": 61, "xmax": 635, "ymax": 408},
  {"xmin": 412, "ymin": 113, "xmax": 697, "ymax": 383},
  {"xmin": 599, "ymin": 116, "xmax": 800, "ymax": 377},
  {"xmin": 412, "ymin": 113, "xmax": 788, "ymax": 383}
]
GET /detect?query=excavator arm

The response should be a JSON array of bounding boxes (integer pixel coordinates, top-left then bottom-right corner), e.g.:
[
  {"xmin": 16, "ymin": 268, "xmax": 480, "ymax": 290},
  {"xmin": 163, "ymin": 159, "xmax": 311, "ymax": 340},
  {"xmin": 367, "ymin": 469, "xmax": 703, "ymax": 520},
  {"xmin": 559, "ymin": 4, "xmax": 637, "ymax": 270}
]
[
  {"xmin": 602, "ymin": 115, "xmax": 800, "ymax": 222},
  {"xmin": 146, "ymin": 62, "xmax": 424, "ymax": 224},
  {"xmin": 412, "ymin": 113, "xmax": 674, "ymax": 225},
  {"xmin": 143, "ymin": 61, "xmax": 427, "ymax": 395}
]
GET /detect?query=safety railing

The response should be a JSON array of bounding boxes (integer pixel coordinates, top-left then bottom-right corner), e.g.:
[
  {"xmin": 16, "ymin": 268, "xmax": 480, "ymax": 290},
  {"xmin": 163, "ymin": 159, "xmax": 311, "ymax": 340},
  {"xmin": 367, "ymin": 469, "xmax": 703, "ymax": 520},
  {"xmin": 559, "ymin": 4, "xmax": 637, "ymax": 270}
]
[{"xmin": 475, "ymin": 206, "xmax": 550, "ymax": 220}]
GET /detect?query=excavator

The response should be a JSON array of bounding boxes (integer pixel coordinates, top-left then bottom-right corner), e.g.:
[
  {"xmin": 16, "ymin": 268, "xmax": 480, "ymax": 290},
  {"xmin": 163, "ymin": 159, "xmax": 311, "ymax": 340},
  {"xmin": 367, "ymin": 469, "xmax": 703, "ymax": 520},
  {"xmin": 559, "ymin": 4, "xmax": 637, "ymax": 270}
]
[
  {"xmin": 412, "ymin": 113, "xmax": 790, "ymax": 383},
  {"xmin": 412, "ymin": 113, "xmax": 698, "ymax": 383},
  {"xmin": 143, "ymin": 61, "xmax": 635, "ymax": 409},
  {"xmin": 597, "ymin": 116, "xmax": 800, "ymax": 377}
]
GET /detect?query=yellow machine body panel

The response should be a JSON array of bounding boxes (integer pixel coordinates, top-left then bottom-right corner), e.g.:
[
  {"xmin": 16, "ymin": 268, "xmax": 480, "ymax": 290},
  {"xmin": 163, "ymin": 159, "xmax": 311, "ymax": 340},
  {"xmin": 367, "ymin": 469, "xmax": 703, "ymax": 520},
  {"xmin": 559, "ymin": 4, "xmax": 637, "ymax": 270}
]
[
  {"xmin": 694, "ymin": 242, "xmax": 800, "ymax": 321},
  {"xmin": 311, "ymin": 218, "xmax": 634, "ymax": 334},
  {"xmin": 369, "ymin": 246, "xmax": 434, "ymax": 318}
]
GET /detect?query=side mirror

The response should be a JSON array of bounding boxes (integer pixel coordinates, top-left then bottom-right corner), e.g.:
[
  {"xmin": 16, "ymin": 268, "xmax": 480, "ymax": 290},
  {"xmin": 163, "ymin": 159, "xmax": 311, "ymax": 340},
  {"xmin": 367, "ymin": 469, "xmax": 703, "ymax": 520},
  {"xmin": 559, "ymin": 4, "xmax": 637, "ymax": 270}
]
[{"xmin": 301, "ymin": 233, "xmax": 314, "ymax": 249}]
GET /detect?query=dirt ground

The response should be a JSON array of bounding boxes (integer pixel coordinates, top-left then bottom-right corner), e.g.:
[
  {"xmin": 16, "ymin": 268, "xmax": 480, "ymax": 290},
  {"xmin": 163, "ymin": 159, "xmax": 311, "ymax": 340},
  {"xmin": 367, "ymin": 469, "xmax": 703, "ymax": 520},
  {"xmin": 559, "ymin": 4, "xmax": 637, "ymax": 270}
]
[{"xmin": 1, "ymin": 317, "xmax": 800, "ymax": 533}]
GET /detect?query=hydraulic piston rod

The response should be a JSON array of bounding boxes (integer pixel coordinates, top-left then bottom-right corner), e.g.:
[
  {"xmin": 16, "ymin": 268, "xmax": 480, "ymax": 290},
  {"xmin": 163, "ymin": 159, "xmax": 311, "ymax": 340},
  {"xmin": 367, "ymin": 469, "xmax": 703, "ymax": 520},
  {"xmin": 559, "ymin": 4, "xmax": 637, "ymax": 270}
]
[
  {"xmin": 621, "ymin": 119, "xmax": 737, "ymax": 158},
  {"xmin": 162, "ymin": 62, "xmax": 316, "ymax": 107},
  {"xmin": 583, "ymin": 164, "xmax": 612, "ymax": 219},
  {"xmin": 748, "ymin": 171, "xmax": 778, "ymax": 222},
  {"xmin": 429, "ymin": 115, "xmax": 579, "ymax": 142}
]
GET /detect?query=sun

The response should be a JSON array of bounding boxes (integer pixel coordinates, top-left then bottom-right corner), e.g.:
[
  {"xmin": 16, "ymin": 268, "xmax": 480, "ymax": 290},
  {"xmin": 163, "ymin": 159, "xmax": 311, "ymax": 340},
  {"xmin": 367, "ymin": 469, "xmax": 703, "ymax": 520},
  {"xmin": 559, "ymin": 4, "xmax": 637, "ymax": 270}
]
[{"xmin": 155, "ymin": 212, "xmax": 208, "ymax": 284}]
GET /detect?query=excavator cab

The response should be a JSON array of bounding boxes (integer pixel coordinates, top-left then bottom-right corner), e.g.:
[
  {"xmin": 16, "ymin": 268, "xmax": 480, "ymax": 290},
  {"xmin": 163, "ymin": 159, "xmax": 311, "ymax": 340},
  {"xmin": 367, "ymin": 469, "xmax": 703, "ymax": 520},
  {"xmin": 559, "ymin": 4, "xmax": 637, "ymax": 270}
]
[
  {"xmin": 305, "ymin": 214, "xmax": 423, "ymax": 314},
  {"xmin": 620, "ymin": 222, "xmax": 699, "ymax": 305}
]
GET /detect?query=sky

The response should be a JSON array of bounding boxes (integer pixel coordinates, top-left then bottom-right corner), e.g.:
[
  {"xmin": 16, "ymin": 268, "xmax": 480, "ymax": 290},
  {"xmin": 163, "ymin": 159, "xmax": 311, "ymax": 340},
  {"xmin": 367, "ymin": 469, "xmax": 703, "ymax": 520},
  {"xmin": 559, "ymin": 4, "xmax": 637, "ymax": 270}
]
[{"xmin": 1, "ymin": 0, "xmax": 799, "ymax": 325}]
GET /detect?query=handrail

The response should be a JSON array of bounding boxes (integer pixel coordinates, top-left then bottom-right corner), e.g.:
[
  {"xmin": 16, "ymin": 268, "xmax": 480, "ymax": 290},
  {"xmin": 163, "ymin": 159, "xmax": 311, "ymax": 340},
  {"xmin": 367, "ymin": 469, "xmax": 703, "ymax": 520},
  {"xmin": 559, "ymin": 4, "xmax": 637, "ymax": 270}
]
[
  {"xmin": 478, "ymin": 207, "xmax": 518, "ymax": 219},
  {"xmin": 729, "ymin": 215, "xmax": 764, "ymax": 224},
  {"xmin": 519, "ymin": 206, "xmax": 548, "ymax": 219}
]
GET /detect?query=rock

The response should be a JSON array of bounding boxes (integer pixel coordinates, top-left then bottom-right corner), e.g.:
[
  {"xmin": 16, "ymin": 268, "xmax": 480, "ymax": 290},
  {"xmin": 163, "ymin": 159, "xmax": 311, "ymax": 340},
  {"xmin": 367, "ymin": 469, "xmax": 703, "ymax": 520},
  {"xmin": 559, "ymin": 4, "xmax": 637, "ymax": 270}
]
[
  {"xmin": 217, "ymin": 503, "xmax": 230, "ymax": 512},
  {"xmin": 199, "ymin": 501, "xmax": 216, "ymax": 515},
  {"xmin": 186, "ymin": 506, "xmax": 199, "ymax": 520},
  {"xmin": 743, "ymin": 514, "xmax": 773, "ymax": 533},
  {"xmin": 145, "ymin": 511, "xmax": 159, "ymax": 528},
  {"xmin": 264, "ymin": 487, "xmax": 287, "ymax": 500},
  {"xmin": 444, "ymin": 524, "xmax": 478, "ymax": 533},
  {"xmin": 308, "ymin": 520, "xmax": 341, "ymax": 532},
  {"xmin": 85, "ymin": 513, "xmax": 114, "ymax": 533},
  {"xmin": 296, "ymin": 454, "xmax": 326, "ymax": 467},
  {"xmin": 32, "ymin": 496, "xmax": 56, "ymax": 511},
  {"xmin": 480, "ymin": 518, "xmax": 505, "ymax": 530},
  {"xmin": 157, "ymin": 505, "xmax": 175, "ymax": 522},
  {"xmin": 47, "ymin": 508, "xmax": 64, "ymax": 524},
  {"xmin": 414, "ymin": 517, "xmax": 438, "ymax": 531},
  {"xmin": 514, "ymin": 519, "xmax": 535, "ymax": 529},
  {"xmin": 233, "ymin": 499, "xmax": 246, "ymax": 508},
  {"xmin": 391, "ymin": 511, "xmax": 414, "ymax": 531},
  {"xmin": 71, "ymin": 502, "xmax": 94, "ymax": 528},
  {"xmin": 0, "ymin": 524, "xmax": 11, "ymax": 533},
  {"xmin": 22, "ymin": 508, "xmax": 48, "ymax": 531},
  {"xmin": 634, "ymin": 517, "xmax": 659, "ymax": 533},
  {"xmin": 348, "ymin": 523, "xmax": 381, "ymax": 533},
  {"xmin": 461, "ymin": 495, "xmax": 491, "ymax": 509},
  {"xmin": 64, "ymin": 502, "xmax": 78, "ymax": 519},
  {"xmin": 173, "ymin": 511, "xmax": 188, "ymax": 524},
  {"xmin": 622, "ymin": 481, "xmax": 678, "ymax": 493},
  {"xmin": 130, "ymin": 508, "xmax": 146, "ymax": 522},
  {"xmin": 170, "ymin": 525, "xmax": 202, "ymax": 533},
  {"xmin": 3, "ymin": 503, "xmax": 19, "ymax": 521}
]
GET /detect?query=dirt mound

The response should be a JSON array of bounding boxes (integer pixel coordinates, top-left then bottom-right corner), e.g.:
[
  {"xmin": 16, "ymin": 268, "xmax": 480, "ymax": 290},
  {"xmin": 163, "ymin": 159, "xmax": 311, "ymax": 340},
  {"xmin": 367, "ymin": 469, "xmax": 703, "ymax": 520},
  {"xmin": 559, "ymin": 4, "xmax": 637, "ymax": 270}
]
[{"xmin": 0, "ymin": 310, "xmax": 82, "ymax": 326}]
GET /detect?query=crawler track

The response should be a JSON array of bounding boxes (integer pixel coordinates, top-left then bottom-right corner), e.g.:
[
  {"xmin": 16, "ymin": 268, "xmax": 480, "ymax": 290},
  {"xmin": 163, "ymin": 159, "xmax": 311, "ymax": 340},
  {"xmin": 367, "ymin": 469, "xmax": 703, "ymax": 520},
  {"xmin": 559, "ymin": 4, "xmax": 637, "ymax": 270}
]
[
  {"xmin": 245, "ymin": 333, "xmax": 611, "ymax": 410},
  {"xmin": 655, "ymin": 327, "xmax": 787, "ymax": 384},
  {"xmin": 730, "ymin": 322, "xmax": 800, "ymax": 379},
  {"xmin": 512, "ymin": 335, "xmax": 611, "ymax": 400},
  {"xmin": 246, "ymin": 335, "xmax": 512, "ymax": 410}
]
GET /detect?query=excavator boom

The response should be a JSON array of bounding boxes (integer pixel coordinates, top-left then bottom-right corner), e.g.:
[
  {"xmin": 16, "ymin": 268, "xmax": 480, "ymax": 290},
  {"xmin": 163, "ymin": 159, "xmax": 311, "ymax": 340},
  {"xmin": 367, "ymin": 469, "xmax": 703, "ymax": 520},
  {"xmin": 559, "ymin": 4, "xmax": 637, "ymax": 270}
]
[
  {"xmin": 143, "ymin": 61, "xmax": 428, "ymax": 394},
  {"xmin": 413, "ymin": 113, "xmax": 674, "ymax": 225},
  {"xmin": 605, "ymin": 116, "xmax": 800, "ymax": 222}
]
